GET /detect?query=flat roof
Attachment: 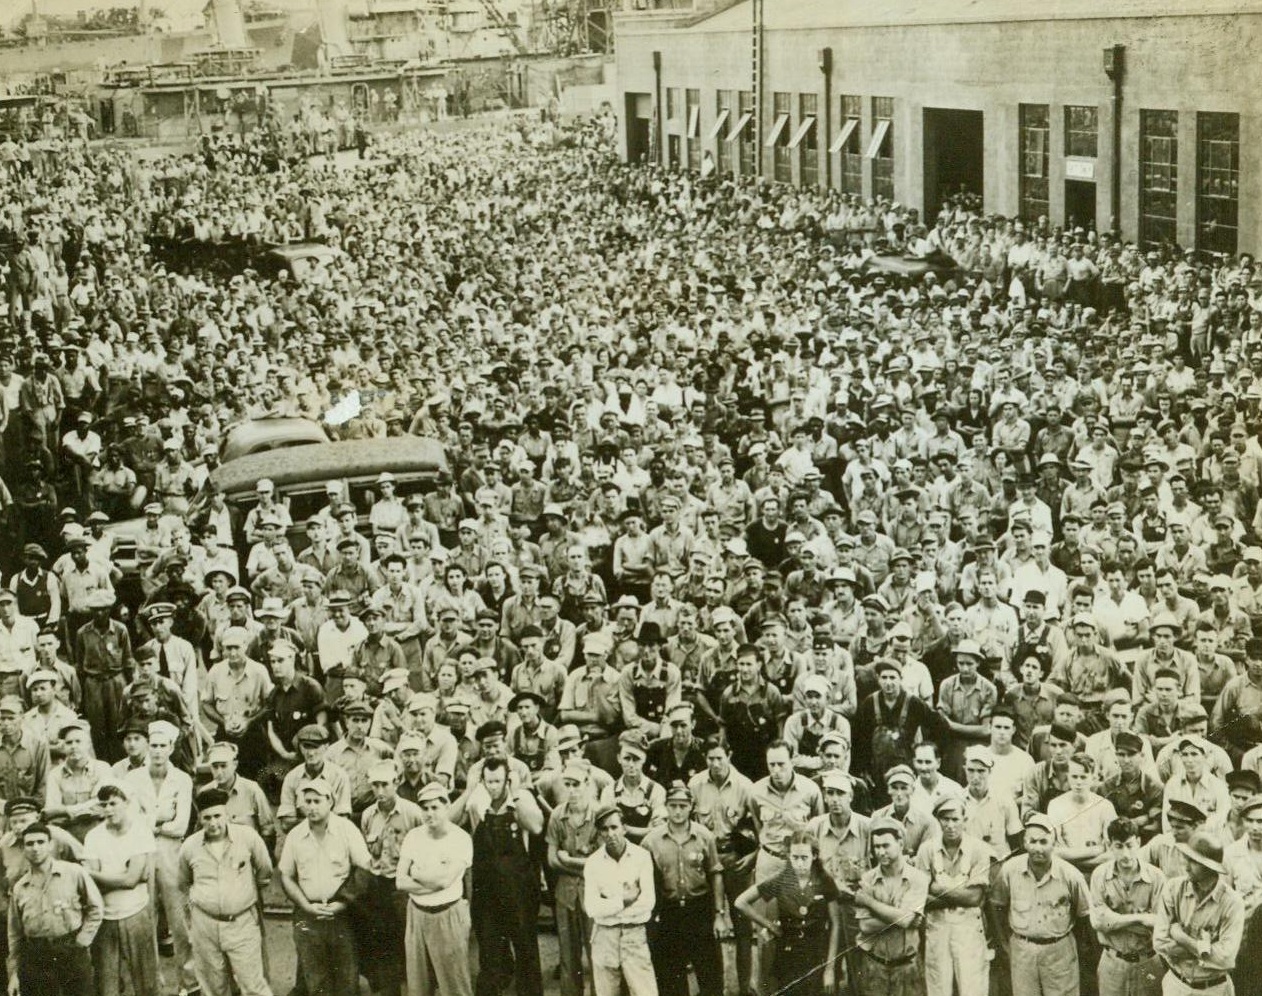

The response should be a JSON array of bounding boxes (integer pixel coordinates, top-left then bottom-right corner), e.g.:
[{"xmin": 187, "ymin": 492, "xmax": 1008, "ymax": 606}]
[{"xmin": 691, "ymin": 0, "xmax": 1262, "ymax": 32}]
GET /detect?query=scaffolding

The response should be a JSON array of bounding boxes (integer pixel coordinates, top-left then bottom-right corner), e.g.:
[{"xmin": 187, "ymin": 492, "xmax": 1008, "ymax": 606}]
[{"xmin": 530, "ymin": 0, "xmax": 626, "ymax": 55}]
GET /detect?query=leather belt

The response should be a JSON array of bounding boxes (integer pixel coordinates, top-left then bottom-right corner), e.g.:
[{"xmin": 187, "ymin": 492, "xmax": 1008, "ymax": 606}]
[
  {"xmin": 1168, "ymin": 967, "xmax": 1228, "ymax": 990},
  {"xmin": 26, "ymin": 932, "xmax": 78, "ymax": 945},
  {"xmin": 759, "ymin": 844, "xmax": 786, "ymax": 859},
  {"xmin": 411, "ymin": 898, "xmax": 460, "ymax": 915},
  {"xmin": 192, "ymin": 904, "xmax": 254, "ymax": 923},
  {"xmin": 861, "ymin": 950, "xmax": 916, "ymax": 967},
  {"xmin": 595, "ymin": 921, "xmax": 649, "ymax": 929},
  {"xmin": 1106, "ymin": 948, "xmax": 1155, "ymax": 964},
  {"xmin": 1014, "ymin": 932, "xmax": 1071, "ymax": 945}
]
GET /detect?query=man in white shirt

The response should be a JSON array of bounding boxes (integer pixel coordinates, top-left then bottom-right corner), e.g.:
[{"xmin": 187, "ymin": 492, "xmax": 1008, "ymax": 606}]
[
  {"xmin": 583, "ymin": 804, "xmax": 659, "ymax": 996},
  {"xmin": 84, "ymin": 781, "xmax": 159, "ymax": 996},
  {"xmin": 124, "ymin": 720, "xmax": 195, "ymax": 994},
  {"xmin": 396, "ymin": 781, "xmax": 475, "ymax": 996}
]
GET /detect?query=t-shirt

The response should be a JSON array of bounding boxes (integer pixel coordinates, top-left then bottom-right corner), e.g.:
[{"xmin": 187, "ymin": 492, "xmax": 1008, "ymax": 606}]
[
  {"xmin": 397, "ymin": 824, "xmax": 473, "ymax": 907},
  {"xmin": 84, "ymin": 820, "xmax": 156, "ymax": 920}
]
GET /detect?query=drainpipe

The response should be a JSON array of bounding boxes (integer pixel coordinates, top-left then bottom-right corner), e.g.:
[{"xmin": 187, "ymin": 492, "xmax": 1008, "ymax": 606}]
[
  {"xmin": 820, "ymin": 46, "xmax": 832, "ymax": 189},
  {"xmin": 752, "ymin": 0, "xmax": 763, "ymax": 177},
  {"xmin": 652, "ymin": 50, "xmax": 662, "ymax": 167},
  {"xmin": 1104, "ymin": 44, "xmax": 1125, "ymax": 235}
]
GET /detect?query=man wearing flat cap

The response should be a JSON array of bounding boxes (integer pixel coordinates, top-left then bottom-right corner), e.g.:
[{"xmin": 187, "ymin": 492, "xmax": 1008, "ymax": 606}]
[
  {"xmin": 991, "ymin": 814, "xmax": 1091, "ymax": 996},
  {"xmin": 75, "ymin": 588, "xmax": 131, "ymax": 762},
  {"xmin": 1162, "ymin": 735, "xmax": 1230, "ymax": 836},
  {"xmin": 278, "ymin": 776, "xmax": 372, "ymax": 996},
  {"xmin": 276, "ymin": 725, "xmax": 353, "ymax": 832},
  {"xmin": 844, "ymin": 816, "xmax": 928, "ymax": 996},
  {"xmin": 915, "ymin": 794, "xmax": 992, "ymax": 996},
  {"xmin": 1154, "ymin": 830, "xmax": 1245, "ymax": 996},
  {"xmin": 397, "ymin": 781, "xmax": 475, "ymax": 996},
  {"xmin": 583, "ymin": 805, "xmax": 658, "ymax": 996},
  {"xmin": 176, "ymin": 786, "xmax": 273, "ymax": 996},
  {"xmin": 326, "ymin": 699, "xmax": 392, "ymax": 817}
]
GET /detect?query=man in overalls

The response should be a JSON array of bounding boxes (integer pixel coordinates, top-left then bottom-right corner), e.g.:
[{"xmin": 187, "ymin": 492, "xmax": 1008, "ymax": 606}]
[
  {"xmin": 469, "ymin": 755, "xmax": 545, "ymax": 996},
  {"xmin": 506, "ymin": 691, "xmax": 559, "ymax": 779},
  {"xmin": 613, "ymin": 729, "xmax": 666, "ymax": 844},
  {"xmin": 617, "ymin": 636, "xmax": 681, "ymax": 740}
]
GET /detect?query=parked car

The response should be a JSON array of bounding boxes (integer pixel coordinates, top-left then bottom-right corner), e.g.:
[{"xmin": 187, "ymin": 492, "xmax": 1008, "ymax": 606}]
[
  {"xmin": 218, "ymin": 416, "xmax": 330, "ymax": 464},
  {"xmin": 148, "ymin": 235, "xmax": 345, "ymax": 281},
  {"xmin": 106, "ymin": 436, "xmax": 449, "ymax": 582}
]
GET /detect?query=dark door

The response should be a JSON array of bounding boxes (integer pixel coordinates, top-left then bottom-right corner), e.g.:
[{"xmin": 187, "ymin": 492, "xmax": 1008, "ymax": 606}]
[
  {"xmin": 624, "ymin": 92, "xmax": 651, "ymax": 164},
  {"xmin": 1064, "ymin": 179, "xmax": 1097, "ymax": 231},
  {"xmin": 923, "ymin": 108, "xmax": 984, "ymax": 224}
]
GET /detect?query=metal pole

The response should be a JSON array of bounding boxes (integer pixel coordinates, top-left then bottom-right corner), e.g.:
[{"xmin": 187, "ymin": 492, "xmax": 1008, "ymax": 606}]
[
  {"xmin": 1105, "ymin": 44, "xmax": 1125, "ymax": 235},
  {"xmin": 820, "ymin": 46, "xmax": 832, "ymax": 189}
]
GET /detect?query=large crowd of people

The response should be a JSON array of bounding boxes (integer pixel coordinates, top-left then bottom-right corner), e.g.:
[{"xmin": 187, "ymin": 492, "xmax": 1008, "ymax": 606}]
[{"xmin": 0, "ymin": 102, "xmax": 1259, "ymax": 996}]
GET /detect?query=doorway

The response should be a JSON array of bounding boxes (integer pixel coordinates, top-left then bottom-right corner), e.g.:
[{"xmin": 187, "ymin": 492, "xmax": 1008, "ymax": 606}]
[
  {"xmin": 624, "ymin": 92, "xmax": 651, "ymax": 164},
  {"xmin": 1064, "ymin": 179, "xmax": 1097, "ymax": 231},
  {"xmin": 922, "ymin": 108, "xmax": 984, "ymax": 223}
]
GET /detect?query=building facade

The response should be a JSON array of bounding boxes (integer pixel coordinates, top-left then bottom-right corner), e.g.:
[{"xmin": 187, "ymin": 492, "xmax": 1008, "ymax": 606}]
[{"xmin": 614, "ymin": 0, "xmax": 1260, "ymax": 255}]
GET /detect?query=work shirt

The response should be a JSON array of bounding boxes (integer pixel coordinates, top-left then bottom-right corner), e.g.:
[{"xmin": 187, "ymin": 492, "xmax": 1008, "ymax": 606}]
[
  {"xmin": 1162, "ymin": 772, "xmax": 1231, "ymax": 834},
  {"xmin": 177, "ymin": 824, "xmax": 272, "ymax": 917},
  {"xmin": 125, "ymin": 763, "xmax": 194, "ymax": 840},
  {"xmin": 1153, "ymin": 875, "xmax": 1245, "ymax": 983},
  {"xmin": 871, "ymin": 803, "xmax": 938, "ymax": 858},
  {"xmin": 277, "ymin": 762, "xmax": 353, "ymax": 824},
  {"xmin": 913, "ymin": 834, "xmax": 991, "ymax": 921},
  {"xmin": 0, "ymin": 730, "xmax": 49, "ymax": 809},
  {"xmin": 751, "ymin": 773, "xmax": 823, "ymax": 854},
  {"xmin": 962, "ymin": 788, "xmax": 1023, "ymax": 859},
  {"xmin": 689, "ymin": 767, "xmax": 757, "ymax": 863},
  {"xmin": 203, "ymin": 659, "xmax": 273, "ymax": 730},
  {"xmin": 583, "ymin": 841, "xmax": 656, "ymax": 926},
  {"xmin": 325, "ymin": 736, "xmax": 393, "ymax": 810},
  {"xmin": 1089, "ymin": 859, "xmax": 1165, "ymax": 957},
  {"xmin": 360, "ymin": 796, "xmax": 424, "ymax": 878},
  {"xmin": 854, "ymin": 860, "xmax": 929, "ymax": 958},
  {"xmin": 7, "ymin": 859, "xmax": 102, "ymax": 957},
  {"xmin": 809, "ymin": 812, "xmax": 871, "ymax": 890},
  {"xmin": 278, "ymin": 814, "xmax": 371, "ymax": 905},
  {"xmin": 220, "ymin": 775, "xmax": 275, "ymax": 838},
  {"xmin": 641, "ymin": 820, "xmax": 721, "ymax": 901},
  {"xmin": 992, "ymin": 854, "xmax": 1091, "ymax": 940},
  {"xmin": 546, "ymin": 801, "xmax": 600, "ymax": 909}
]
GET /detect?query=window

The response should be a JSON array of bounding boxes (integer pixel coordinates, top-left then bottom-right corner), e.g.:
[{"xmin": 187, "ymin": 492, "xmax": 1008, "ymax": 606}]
[
  {"xmin": 1064, "ymin": 105, "xmax": 1098, "ymax": 158},
  {"xmin": 737, "ymin": 90, "xmax": 755, "ymax": 176},
  {"xmin": 795, "ymin": 93, "xmax": 819, "ymax": 188},
  {"xmin": 666, "ymin": 88, "xmax": 679, "ymax": 121},
  {"xmin": 771, "ymin": 91, "xmax": 792, "ymax": 183},
  {"xmin": 685, "ymin": 88, "xmax": 701, "ymax": 171},
  {"xmin": 870, "ymin": 96, "xmax": 893, "ymax": 200},
  {"xmin": 1140, "ymin": 109, "xmax": 1178, "ymax": 247},
  {"xmin": 667, "ymin": 134, "xmax": 681, "ymax": 171},
  {"xmin": 834, "ymin": 94, "xmax": 862, "ymax": 194},
  {"xmin": 1197, "ymin": 112, "xmax": 1239, "ymax": 255},
  {"xmin": 713, "ymin": 90, "xmax": 733, "ymax": 176},
  {"xmin": 1019, "ymin": 103, "xmax": 1050, "ymax": 222}
]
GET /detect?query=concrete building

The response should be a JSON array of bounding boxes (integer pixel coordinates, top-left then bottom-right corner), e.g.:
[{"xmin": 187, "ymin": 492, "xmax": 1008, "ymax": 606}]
[{"xmin": 614, "ymin": 0, "xmax": 1259, "ymax": 255}]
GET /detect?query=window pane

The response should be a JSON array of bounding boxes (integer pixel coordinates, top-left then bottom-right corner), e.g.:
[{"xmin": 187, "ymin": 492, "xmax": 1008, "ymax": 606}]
[
  {"xmin": 1065, "ymin": 104, "xmax": 1097, "ymax": 158},
  {"xmin": 1019, "ymin": 104, "xmax": 1049, "ymax": 222},
  {"xmin": 1139, "ymin": 109, "xmax": 1178, "ymax": 247},
  {"xmin": 871, "ymin": 97, "xmax": 893, "ymax": 200},
  {"xmin": 1197, "ymin": 112, "xmax": 1239, "ymax": 255}
]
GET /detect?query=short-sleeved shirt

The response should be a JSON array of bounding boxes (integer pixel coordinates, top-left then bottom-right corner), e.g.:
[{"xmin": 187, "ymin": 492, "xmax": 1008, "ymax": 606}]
[
  {"xmin": 751, "ymin": 774, "xmax": 823, "ymax": 853},
  {"xmin": 397, "ymin": 823, "xmax": 472, "ymax": 908},
  {"xmin": 756, "ymin": 863, "xmax": 839, "ymax": 937},
  {"xmin": 962, "ymin": 788, "xmax": 1023, "ymax": 858},
  {"xmin": 854, "ymin": 860, "xmax": 929, "ymax": 957},
  {"xmin": 992, "ymin": 854, "xmax": 1091, "ymax": 940},
  {"xmin": 1089, "ymin": 859, "xmax": 1165, "ymax": 956},
  {"xmin": 203, "ymin": 659, "xmax": 273, "ymax": 729},
  {"xmin": 641, "ymin": 821, "xmax": 721, "ymax": 901},
  {"xmin": 277, "ymin": 762, "xmax": 353, "ymax": 824},
  {"xmin": 688, "ymin": 768, "xmax": 756, "ymax": 856},
  {"xmin": 913, "ymin": 835, "xmax": 992, "ymax": 921},
  {"xmin": 277, "ymin": 814, "xmax": 371, "ymax": 905},
  {"xmin": 360, "ymin": 796, "xmax": 424, "ymax": 878},
  {"xmin": 809, "ymin": 812, "xmax": 871, "ymax": 892},
  {"xmin": 177, "ymin": 824, "xmax": 272, "ymax": 917},
  {"xmin": 545, "ymin": 802, "xmax": 599, "ymax": 908},
  {"xmin": 84, "ymin": 820, "xmax": 156, "ymax": 921}
]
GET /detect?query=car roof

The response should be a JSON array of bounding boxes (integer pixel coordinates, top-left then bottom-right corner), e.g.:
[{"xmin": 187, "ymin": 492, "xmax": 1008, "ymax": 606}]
[
  {"xmin": 265, "ymin": 244, "xmax": 345, "ymax": 262},
  {"xmin": 220, "ymin": 416, "xmax": 329, "ymax": 458},
  {"xmin": 212, "ymin": 436, "xmax": 448, "ymax": 496}
]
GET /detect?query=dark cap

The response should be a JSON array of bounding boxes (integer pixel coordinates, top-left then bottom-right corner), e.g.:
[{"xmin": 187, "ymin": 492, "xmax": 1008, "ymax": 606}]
[{"xmin": 1114, "ymin": 731, "xmax": 1144, "ymax": 755}]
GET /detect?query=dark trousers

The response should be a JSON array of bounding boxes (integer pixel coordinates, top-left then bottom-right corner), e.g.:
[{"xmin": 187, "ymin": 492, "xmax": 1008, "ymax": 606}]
[
  {"xmin": 18, "ymin": 934, "xmax": 95, "ymax": 996},
  {"xmin": 473, "ymin": 885, "xmax": 543, "ymax": 996},
  {"xmin": 293, "ymin": 913, "xmax": 358, "ymax": 996},
  {"xmin": 651, "ymin": 897, "xmax": 724, "ymax": 996}
]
